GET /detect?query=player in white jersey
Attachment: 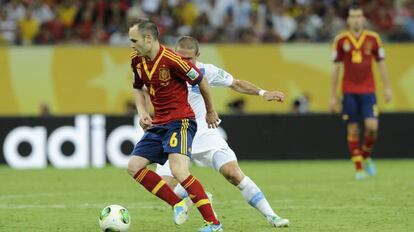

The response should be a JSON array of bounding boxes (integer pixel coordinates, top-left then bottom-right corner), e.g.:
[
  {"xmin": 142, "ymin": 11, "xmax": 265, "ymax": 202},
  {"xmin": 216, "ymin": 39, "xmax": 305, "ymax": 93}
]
[{"xmin": 153, "ymin": 36, "xmax": 289, "ymax": 228}]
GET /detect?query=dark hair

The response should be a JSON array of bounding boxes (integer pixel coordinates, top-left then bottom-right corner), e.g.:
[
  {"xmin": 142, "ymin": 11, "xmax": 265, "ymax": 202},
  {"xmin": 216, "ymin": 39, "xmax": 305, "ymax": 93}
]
[
  {"xmin": 347, "ymin": 4, "xmax": 363, "ymax": 17},
  {"xmin": 128, "ymin": 19, "xmax": 159, "ymax": 40},
  {"xmin": 176, "ymin": 36, "xmax": 200, "ymax": 55}
]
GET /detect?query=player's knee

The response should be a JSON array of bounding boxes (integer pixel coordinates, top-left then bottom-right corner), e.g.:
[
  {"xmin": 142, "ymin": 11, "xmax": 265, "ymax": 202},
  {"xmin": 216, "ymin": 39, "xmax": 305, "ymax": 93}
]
[
  {"xmin": 127, "ymin": 156, "xmax": 146, "ymax": 177},
  {"xmin": 365, "ymin": 124, "xmax": 378, "ymax": 134},
  {"xmin": 347, "ymin": 125, "xmax": 359, "ymax": 137},
  {"xmin": 220, "ymin": 162, "xmax": 244, "ymax": 186},
  {"xmin": 170, "ymin": 166, "xmax": 190, "ymax": 183}
]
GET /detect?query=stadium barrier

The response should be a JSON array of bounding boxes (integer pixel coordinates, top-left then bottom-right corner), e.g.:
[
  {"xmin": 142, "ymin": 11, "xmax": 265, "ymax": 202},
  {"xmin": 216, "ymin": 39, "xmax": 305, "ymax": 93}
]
[
  {"xmin": 1, "ymin": 44, "xmax": 414, "ymax": 115},
  {"xmin": 0, "ymin": 114, "xmax": 413, "ymax": 169}
]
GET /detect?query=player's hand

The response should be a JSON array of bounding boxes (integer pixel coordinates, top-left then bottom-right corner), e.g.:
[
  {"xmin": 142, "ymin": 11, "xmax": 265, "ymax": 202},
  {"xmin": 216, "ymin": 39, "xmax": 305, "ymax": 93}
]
[
  {"xmin": 263, "ymin": 91, "xmax": 285, "ymax": 102},
  {"xmin": 384, "ymin": 87, "xmax": 393, "ymax": 103},
  {"xmin": 206, "ymin": 110, "xmax": 220, "ymax": 129},
  {"xmin": 329, "ymin": 97, "xmax": 339, "ymax": 113},
  {"xmin": 139, "ymin": 114, "xmax": 152, "ymax": 131}
]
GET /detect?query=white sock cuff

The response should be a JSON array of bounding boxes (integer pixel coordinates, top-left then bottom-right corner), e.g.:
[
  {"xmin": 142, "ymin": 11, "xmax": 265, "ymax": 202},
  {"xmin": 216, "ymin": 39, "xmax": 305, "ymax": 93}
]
[
  {"xmin": 173, "ymin": 184, "xmax": 188, "ymax": 198},
  {"xmin": 237, "ymin": 176, "xmax": 252, "ymax": 190}
]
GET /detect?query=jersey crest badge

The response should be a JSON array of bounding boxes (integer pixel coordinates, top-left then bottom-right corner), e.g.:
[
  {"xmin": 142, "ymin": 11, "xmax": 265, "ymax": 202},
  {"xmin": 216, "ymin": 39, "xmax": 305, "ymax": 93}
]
[
  {"xmin": 159, "ymin": 67, "xmax": 171, "ymax": 86},
  {"xmin": 159, "ymin": 68, "xmax": 171, "ymax": 82}
]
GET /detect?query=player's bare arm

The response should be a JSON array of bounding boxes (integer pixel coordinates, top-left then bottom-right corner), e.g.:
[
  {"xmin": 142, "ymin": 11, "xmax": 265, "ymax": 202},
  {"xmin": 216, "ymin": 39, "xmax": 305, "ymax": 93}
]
[
  {"xmin": 199, "ymin": 78, "xmax": 220, "ymax": 129},
  {"xmin": 134, "ymin": 88, "xmax": 152, "ymax": 130},
  {"xmin": 330, "ymin": 63, "xmax": 341, "ymax": 113},
  {"xmin": 377, "ymin": 60, "xmax": 392, "ymax": 103},
  {"xmin": 230, "ymin": 79, "xmax": 284, "ymax": 102}
]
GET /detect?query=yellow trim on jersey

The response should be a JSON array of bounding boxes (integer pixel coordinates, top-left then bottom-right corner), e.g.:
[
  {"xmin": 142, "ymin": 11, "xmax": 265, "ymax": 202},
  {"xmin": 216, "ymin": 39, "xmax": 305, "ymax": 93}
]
[
  {"xmin": 180, "ymin": 119, "xmax": 189, "ymax": 154},
  {"xmin": 164, "ymin": 53, "xmax": 187, "ymax": 71},
  {"xmin": 346, "ymin": 31, "xmax": 367, "ymax": 50},
  {"xmin": 151, "ymin": 180, "xmax": 166, "ymax": 194},
  {"xmin": 194, "ymin": 199, "xmax": 210, "ymax": 208},
  {"xmin": 164, "ymin": 50, "xmax": 191, "ymax": 70},
  {"xmin": 183, "ymin": 176, "xmax": 196, "ymax": 189},
  {"xmin": 142, "ymin": 46, "xmax": 165, "ymax": 80},
  {"xmin": 365, "ymin": 30, "xmax": 383, "ymax": 47},
  {"xmin": 352, "ymin": 155, "xmax": 363, "ymax": 162},
  {"xmin": 332, "ymin": 31, "xmax": 348, "ymax": 49},
  {"xmin": 164, "ymin": 50, "xmax": 191, "ymax": 72},
  {"xmin": 135, "ymin": 168, "xmax": 150, "ymax": 183},
  {"xmin": 130, "ymin": 51, "xmax": 138, "ymax": 59}
]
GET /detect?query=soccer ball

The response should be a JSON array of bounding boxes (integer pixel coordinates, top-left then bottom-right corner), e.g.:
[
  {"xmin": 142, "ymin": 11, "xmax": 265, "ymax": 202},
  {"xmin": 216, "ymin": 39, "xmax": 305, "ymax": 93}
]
[{"xmin": 98, "ymin": 204, "xmax": 131, "ymax": 232}]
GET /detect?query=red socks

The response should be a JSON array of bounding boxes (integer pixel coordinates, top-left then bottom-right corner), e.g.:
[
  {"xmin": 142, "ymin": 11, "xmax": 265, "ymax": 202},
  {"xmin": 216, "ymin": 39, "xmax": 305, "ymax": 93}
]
[
  {"xmin": 362, "ymin": 132, "xmax": 376, "ymax": 159},
  {"xmin": 134, "ymin": 168, "xmax": 181, "ymax": 207},
  {"xmin": 181, "ymin": 175, "xmax": 219, "ymax": 224},
  {"xmin": 347, "ymin": 136, "xmax": 363, "ymax": 171}
]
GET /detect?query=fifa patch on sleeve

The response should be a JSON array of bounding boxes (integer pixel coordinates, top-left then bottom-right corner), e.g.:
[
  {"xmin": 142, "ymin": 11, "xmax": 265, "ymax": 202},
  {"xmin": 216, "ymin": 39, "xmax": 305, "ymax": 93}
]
[
  {"xmin": 379, "ymin": 48, "xmax": 385, "ymax": 59},
  {"xmin": 332, "ymin": 51, "xmax": 337, "ymax": 61},
  {"xmin": 187, "ymin": 68, "xmax": 200, "ymax": 80}
]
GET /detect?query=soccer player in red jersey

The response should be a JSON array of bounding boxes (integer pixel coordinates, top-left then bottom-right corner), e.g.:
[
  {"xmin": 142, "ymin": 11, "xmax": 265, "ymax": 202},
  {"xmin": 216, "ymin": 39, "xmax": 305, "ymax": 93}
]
[
  {"xmin": 126, "ymin": 19, "xmax": 223, "ymax": 231},
  {"xmin": 330, "ymin": 5, "xmax": 392, "ymax": 180}
]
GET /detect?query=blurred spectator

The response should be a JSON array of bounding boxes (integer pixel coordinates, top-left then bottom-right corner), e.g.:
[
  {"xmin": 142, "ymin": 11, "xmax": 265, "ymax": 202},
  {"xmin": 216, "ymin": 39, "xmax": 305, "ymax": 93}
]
[
  {"xmin": 1, "ymin": 0, "xmax": 414, "ymax": 46},
  {"xmin": 320, "ymin": 5, "xmax": 346, "ymax": 41},
  {"xmin": 125, "ymin": 100, "xmax": 137, "ymax": 116},
  {"xmin": 39, "ymin": 101, "xmax": 51, "ymax": 116},
  {"xmin": 0, "ymin": 9, "xmax": 17, "ymax": 45},
  {"xmin": 174, "ymin": 0, "xmax": 198, "ymax": 26},
  {"xmin": 109, "ymin": 25, "xmax": 129, "ymax": 45},
  {"xmin": 31, "ymin": 0, "xmax": 54, "ymax": 25},
  {"xmin": 268, "ymin": 1, "xmax": 297, "ymax": 41},
  {"xmin": 291, "ymin": 93, "xmax": 310, "ymax": 114},
  {"xmin": 18, "ymin": 10, "xmax": 40, "ymax": 45},
  {"xmin": 127, "ymin": 0, "xmax": 147, "ymax": 21},
  {"xmin": 403, "ymin": 1, "xmax": 414, "ymax": 39},
  {"xmin": 46, "ymin": 7, "xmax": 65, "ymax": 44},
  {"xmin": 58, "ymin": 0, "xmax": 78, "ymax": 28},
  {"xmin": 141, "ymin": 0, "xmax": 161, "ymax": 14},
  {"xmin": 5, "ymin": 0, "xmax": 26, "ymax": 22},
  {"xmin": 227, "ymin": 98, "xmax": 246, "ymax": 114}
]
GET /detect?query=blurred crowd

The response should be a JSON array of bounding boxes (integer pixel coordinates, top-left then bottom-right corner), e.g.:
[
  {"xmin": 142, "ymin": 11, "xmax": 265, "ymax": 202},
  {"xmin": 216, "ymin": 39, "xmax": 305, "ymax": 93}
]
[{"xmin": 1, "ymin": 0, "xmax": 414, "ymax": 46}]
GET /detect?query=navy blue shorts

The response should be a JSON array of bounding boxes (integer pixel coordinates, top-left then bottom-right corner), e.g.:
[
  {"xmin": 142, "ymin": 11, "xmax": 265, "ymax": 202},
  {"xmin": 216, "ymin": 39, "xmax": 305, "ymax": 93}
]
[
  {"xmin": 131, "ymin": 119, "xmax": 196, "ymax": 165},
  {"xmin": 342, "ymin": 93, "xmax": 378, "ymax": 123}
]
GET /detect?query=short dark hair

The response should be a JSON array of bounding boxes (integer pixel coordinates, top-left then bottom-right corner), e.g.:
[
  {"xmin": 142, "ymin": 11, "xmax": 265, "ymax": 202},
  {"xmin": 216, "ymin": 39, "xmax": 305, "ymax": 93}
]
[
  {"xmin": 176, "ymin": 36, "xmax": 200, "ymax": 55},
  {"xmin": 128, "ymin": 19, "xmax": 159, "ymax": 40},
  {"xmin": 347, "ymin": 4, "xmax": 363, "ymax": 17}
]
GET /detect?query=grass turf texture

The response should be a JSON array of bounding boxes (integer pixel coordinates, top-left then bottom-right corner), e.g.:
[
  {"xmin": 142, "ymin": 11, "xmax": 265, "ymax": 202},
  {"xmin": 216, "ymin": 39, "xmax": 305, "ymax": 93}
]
[{"xmin": 0, "ymin": 160, "xmax": 413, "ymax": 232}]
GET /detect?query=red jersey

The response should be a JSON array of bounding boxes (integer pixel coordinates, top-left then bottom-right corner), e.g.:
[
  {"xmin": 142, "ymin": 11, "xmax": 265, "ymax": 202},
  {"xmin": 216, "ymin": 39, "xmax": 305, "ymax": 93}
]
[
  {"xmin": 333, "ymin": 30, "xmax": 385, "ymax": 94},
  {"xmin": 131, "ymin": 45, "xmax": 203, "ymax": 125}
]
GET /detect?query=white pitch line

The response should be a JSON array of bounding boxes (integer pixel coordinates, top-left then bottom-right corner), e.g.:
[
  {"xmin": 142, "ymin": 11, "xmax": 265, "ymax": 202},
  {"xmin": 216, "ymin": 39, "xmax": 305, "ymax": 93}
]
[
  {"xmin": 0, "ymin": 204, "xmax": 67, "ymax": 209},
  {"xmin": 0, "ymin": 202, "xmax": 404, "ymax": 210},
  {"xmin": 0, "ymin": 192, "xmax": 67, "ymax": 200}
]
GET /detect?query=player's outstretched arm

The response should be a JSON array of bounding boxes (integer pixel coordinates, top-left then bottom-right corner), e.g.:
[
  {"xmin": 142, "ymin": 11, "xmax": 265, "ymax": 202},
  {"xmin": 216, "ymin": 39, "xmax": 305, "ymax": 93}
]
[
  {"xmin": 230, "ymin": 79, "xmax": 284, "ymax": 102},
  {"xmin": 377, "ymin": 60, "xmax": 392, "ymax": 103},
  {"xmin": 330, "ymin": 63, "xmax": 341, "ymax": 113},
  {"xmin": 199, "ymin": 78, "xmax": 220, "ymax": 129},
  {"xmin": 134, "ymin": 88, "xmax": 152, "ymax": 130}
]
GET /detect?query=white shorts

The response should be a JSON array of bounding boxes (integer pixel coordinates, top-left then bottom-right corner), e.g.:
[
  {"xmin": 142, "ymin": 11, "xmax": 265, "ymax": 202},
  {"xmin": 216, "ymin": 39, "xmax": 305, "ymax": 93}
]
[{"xmin": 156, "ymin": 147, "xmax": 237, "ymax": 177}]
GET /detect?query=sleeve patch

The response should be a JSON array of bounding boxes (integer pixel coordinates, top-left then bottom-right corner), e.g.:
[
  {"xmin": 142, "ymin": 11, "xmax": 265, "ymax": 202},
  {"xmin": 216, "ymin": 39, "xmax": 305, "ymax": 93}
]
[
  {"xmin": 378, "ymin": 48, "xmax": 385, "ymax": 59},
  {"xmin": 187, "ymin": 67, "xmax": 200, "ymax": 80}
]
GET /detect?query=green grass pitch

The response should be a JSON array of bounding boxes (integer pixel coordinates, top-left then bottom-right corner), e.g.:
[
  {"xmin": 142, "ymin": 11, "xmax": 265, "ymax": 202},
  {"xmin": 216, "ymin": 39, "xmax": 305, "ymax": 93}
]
[{"xmin": 0, "ymin": 160, "xmax": 413, "ymax": 232}]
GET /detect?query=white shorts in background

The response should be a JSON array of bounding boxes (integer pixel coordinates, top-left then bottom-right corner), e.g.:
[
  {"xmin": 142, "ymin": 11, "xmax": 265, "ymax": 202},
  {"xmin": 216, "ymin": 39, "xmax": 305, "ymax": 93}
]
[{"xmin": 156, "ymin": 146, "xmax": 237, "ymax": 177}]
